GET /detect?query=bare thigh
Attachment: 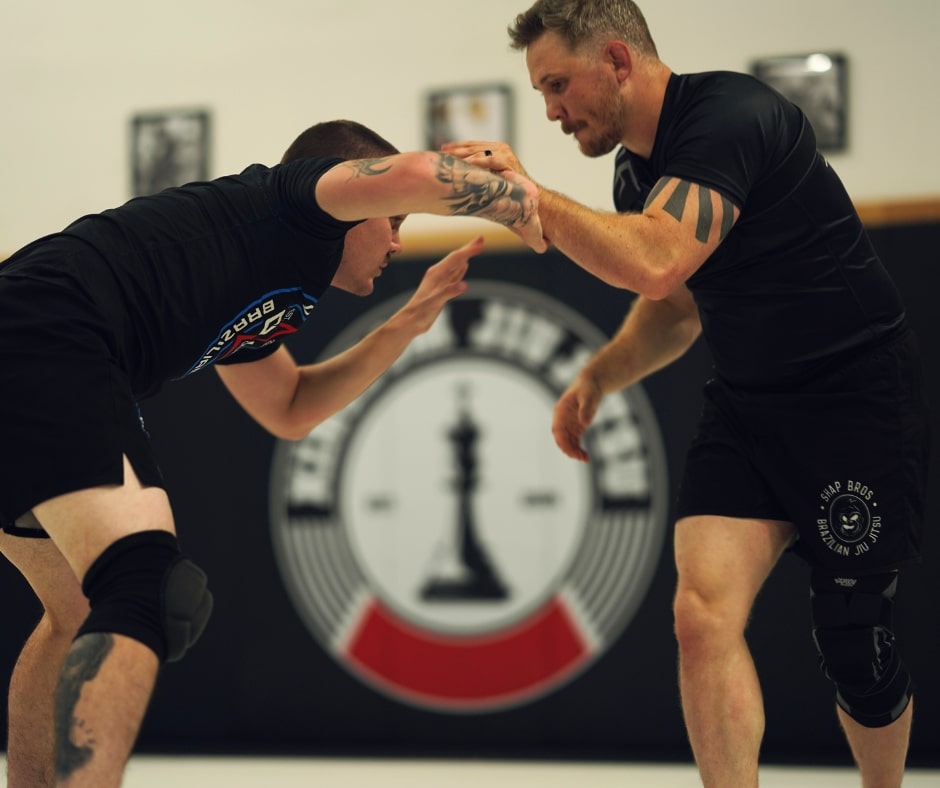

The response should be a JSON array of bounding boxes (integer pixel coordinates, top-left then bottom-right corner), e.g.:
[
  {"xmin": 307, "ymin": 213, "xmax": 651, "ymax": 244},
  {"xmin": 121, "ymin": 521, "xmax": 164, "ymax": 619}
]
[
  {"xmin": 674, "ymin": 515, "xmax": 797, "ymax": 623},
  {"xmin": 30, "ymin": 455, "xmax": 176, "ymax": 584}
]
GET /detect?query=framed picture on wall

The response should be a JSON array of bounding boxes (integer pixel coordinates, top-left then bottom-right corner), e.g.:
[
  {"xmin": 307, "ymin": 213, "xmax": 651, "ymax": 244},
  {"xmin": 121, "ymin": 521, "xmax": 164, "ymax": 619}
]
[
  {"xmin": 751, "ymin": 53, "xmax": 848, "ymax": 152},
  {"xmin": 425, "ymin": 84, "xmax": 513, "ymax": 150},
  {"xmin": 131, "ymin": 109, "xmax": 211, "ymax": 196}
]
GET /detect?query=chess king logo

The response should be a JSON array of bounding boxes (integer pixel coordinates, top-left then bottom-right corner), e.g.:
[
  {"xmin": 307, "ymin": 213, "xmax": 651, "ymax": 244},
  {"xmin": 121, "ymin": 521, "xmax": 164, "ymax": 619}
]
[{"xmin": 269, "ymin": 280, "xmax": 669, "ymax": 712}]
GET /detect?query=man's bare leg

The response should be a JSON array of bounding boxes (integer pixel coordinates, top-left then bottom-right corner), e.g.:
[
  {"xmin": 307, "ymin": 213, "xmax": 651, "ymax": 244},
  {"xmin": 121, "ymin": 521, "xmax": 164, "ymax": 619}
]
[
  {"xmin": 677, "ymin": 625, "xmax": 765, "ymax": 785},
  {"xmin": 673, "ymin": 516, "xmax": 796, "ymax": 788},
  {"xmin": 30, "ymin": 456, "xmax": 177, "ymax": 787},
  {"xmin": 1, "ymin": 531, "xmax": 89, "ymax": 787},
  {"xmin": 8, "ymin": 616, "xmax": 79, "ymax": 787},
  {"xmin": 55, "ymin": 634, "xmax": 159, "ymax": 787},
  {"xmin": 838, "ymin": 700, "xmax": 912, "ymax": 788}
]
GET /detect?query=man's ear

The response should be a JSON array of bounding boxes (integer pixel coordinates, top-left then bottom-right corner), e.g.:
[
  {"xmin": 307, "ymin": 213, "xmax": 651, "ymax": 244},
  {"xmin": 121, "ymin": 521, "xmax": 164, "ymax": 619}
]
[{"xmin": 606, "ymin": 40, "xmax": 633, "ymax": 83}]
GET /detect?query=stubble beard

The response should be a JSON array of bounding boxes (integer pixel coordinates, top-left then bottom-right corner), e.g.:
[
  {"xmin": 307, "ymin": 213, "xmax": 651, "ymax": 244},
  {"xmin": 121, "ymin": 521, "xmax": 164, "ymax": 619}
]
[{"xmin": 577, "ymin": 90, "xmax": 626, "ymax": 158}]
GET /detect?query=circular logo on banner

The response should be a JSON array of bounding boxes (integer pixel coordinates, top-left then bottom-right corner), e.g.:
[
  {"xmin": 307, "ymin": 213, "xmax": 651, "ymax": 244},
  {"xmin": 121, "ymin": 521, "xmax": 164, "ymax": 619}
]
[{"xmin": 269, "ymin": 280, "xmax": 669, "ymax": 712}]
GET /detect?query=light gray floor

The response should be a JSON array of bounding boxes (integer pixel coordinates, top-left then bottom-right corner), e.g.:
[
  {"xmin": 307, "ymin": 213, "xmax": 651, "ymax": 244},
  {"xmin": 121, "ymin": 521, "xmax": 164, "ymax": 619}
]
[{"xmin": 17, "ymin": 755, "xmax": 932, "ymax": 787}]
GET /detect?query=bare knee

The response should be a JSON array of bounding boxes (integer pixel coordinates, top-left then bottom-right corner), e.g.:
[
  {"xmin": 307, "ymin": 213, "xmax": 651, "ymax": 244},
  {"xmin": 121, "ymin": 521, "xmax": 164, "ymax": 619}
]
[
  {"xmin": 0, "ymin": 531, "xmax": 89, "ymax": 637},
  {"xmin": 20, "ymin": 590, "xmax": 90, "ymax": 657},
  {"xmin": 41, "ymin": 594, "xmax": 90, "ymax": 639},
  {"xmin": 28, "ymin": 553, "xmax": 89, "ymax": 636},
  {"xmin": 673, "ymin": 585, "xmax": 745, "ymax": 660},
  {"xmin": 672, "ymin": 516, "xmax": 790, "ymax": 663}
]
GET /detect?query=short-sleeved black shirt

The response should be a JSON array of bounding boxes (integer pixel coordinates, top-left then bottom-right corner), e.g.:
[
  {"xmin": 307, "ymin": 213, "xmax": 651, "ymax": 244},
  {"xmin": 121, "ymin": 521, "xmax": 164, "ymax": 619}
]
[
  {"xmin": 1, "ymin": 156, "xmax": 359, "ymax": 398},
  {"xmin": 613, "ymin": 71, "xmax": 905, "ymax": 389}
]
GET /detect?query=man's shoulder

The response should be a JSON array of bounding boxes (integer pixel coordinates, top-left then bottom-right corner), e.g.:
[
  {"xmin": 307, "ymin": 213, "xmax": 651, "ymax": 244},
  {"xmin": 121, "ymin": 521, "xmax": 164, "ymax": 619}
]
[
  {"xmin": 267, "ymin": 156, "xmax": 345, "ymax": 178},
  {"xmin": 223, "ymin": 158, "xmax": 340, "ymax": 188},
  {"xmin": 674, "ymin": 70, "xmax": 775, "ymax": 102},
  {"xmin": 667, "ymin": 70, "xmax": 793, "ymax": 140}
]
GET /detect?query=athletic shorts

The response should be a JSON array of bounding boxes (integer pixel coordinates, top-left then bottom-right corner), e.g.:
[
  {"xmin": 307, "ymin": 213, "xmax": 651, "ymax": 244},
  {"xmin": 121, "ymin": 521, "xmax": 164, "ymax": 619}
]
[
  {"xmin": 675, "ymin": 327, "xmax": 929, "ymax": 574},
  {"xmin": 0, "ymin": 266, "xmax": 165, "ymax": 538}
]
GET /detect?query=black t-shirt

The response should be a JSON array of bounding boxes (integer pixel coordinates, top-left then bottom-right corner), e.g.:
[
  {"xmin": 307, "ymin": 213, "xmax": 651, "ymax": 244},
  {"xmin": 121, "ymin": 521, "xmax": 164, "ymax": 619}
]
[
  {"xmin": 1, "ymin": 157, "xmax": 360, "ymax": 398},
  {"xmin": 614, "ymin": 71, "xmax": 905, "ymax": 388}
]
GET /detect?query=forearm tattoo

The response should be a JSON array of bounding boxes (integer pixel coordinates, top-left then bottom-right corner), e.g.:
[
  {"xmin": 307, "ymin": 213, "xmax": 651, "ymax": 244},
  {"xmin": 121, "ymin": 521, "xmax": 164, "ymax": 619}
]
[
  {"xmin": 434, "ymin": 153, "xmax": 530, "ymax": 227},
  {"xmin": 55, "ymin": 633, "xmax": 114, "ymax": 781},
  {"xmin": 343, "ymin": 157, "xmax": 394, "ymax": 178},
  {"xmin": 341, "ymin": 153, "xmax": 531, "ymax": 227},
  {"xmin": 646, "ymin": 177, "xmax": 734, "ymax": 243}
]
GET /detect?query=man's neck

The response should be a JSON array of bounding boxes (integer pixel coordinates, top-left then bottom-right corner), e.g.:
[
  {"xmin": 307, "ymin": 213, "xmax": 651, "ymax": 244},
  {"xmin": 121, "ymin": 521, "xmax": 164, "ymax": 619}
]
[{"xmin": 622, "ymin": 61, "xmax": 672, "ymax": 159}]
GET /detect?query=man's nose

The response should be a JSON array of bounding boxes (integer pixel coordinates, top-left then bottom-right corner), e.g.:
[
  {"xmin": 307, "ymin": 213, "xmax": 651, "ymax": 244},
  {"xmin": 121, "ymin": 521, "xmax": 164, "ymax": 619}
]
[{"xmin": 545, "ymin": 96, "xmax": 566, "ymax": 123}]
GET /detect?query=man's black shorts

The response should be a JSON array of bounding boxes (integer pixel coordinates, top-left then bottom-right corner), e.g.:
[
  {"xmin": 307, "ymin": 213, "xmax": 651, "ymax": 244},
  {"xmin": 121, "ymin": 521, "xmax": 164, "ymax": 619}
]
[
  {"xmin": 675, "ymin": 327, "xmax": 929, "ymax": 574},
  {"xmin": 0, "ymin": 262, "xmax": 164, "ymax": 536}
]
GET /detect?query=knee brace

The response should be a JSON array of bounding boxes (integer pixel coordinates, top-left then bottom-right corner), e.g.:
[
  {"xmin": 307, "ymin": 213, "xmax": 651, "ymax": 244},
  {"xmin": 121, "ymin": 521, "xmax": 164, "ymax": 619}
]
[
  {"xmin": 810, "ymin": 569, "xmax": 912, "ymax": 727},
  {"xmin": 76, "ymin": 530, "xmax": 213, "ymax": 663}
]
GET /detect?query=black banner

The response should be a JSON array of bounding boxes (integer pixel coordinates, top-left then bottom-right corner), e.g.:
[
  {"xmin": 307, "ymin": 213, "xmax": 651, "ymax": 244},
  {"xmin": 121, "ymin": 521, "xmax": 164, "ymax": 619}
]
[{"xmin": 1, "ymin": 225, "xmax": 937, "ymax": 767}]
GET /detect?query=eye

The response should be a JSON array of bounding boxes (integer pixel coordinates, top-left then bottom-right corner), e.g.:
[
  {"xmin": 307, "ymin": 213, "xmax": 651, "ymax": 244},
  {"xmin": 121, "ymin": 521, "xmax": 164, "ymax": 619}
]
[{"xmin": 550, "ymin": 80, "xmax": 565, "ymax": 94}]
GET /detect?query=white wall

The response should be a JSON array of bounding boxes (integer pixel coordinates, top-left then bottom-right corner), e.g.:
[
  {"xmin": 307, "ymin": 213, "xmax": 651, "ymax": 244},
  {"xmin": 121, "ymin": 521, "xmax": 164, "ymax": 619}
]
[{"xmin": 1, "ymin": 0, "xmax": 938, "ymax": 254}]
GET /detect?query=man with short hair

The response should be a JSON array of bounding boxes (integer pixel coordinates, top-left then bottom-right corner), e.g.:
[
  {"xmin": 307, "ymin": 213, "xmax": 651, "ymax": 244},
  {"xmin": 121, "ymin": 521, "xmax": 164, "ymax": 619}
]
[
  {"xmin": 0, "ymin": 118, "xmax": 544, "ymax": 787},
  {"xmin": 445, "ymin": 2, "xmax": 929, "ymax": 785}
]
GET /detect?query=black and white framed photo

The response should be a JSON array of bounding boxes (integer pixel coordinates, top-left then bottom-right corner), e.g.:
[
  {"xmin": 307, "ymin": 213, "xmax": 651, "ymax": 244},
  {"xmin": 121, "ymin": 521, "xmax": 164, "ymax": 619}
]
[
  {"xmin": 131, "ymin": 109, "xmax": 211, "ymax": 196},
  {"xmin": 752, "ymin": 53, "xmax": 848, "ymax": 152},
  {"xmin": 425, "ymin": 84, "xmax": 513, "ymax": 150}
]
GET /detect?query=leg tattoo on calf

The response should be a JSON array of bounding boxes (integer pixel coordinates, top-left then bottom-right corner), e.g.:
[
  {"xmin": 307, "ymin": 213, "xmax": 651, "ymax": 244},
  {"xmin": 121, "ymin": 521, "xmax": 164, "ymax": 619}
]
[{"xmin": 54, "ymin": 633, "xmax": 114, "ymax": 780}]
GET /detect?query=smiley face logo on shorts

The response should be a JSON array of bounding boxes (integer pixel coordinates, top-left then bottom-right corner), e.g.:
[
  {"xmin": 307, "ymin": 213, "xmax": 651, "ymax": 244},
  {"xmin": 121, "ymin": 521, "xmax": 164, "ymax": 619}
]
[
  {"xmin": 832, "ymin": 495, "xmax": 869, "ymax": 543},
  {"xmin": 816, "ymin": 480, "xmax": 882, "ymax": 558},
  {"xmin": 268, "ymin": 280, "xmax": 670, "ymax": 713}
]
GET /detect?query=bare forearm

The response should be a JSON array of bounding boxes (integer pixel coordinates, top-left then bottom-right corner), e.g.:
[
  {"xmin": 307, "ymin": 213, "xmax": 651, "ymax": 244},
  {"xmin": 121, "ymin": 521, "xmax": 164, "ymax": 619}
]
[
  {"xmin": 322, "ymin": 152, "xmax": 539, "ymax": 236},
  {"xmin": 288, "ymin": 310, "xmax": 421, "ymax": 436},
  {"xmin": 539, "ymin": 189, "xmax": 670, "ymax": 295},
  {"xmin": 216, "ymin": 314, "xmax": 422, "ymax": 441},
  {"xmin": 220, "ymin": 239, "xmax": 478, "ymax": 441},
  {"xmin": 584, "ymin": 291, "xmax": 702, "ymax": 394}
]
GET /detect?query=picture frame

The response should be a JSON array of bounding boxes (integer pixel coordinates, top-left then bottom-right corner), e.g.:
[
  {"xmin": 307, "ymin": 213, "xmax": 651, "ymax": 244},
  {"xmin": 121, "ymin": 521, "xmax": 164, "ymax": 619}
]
[
  {"xmin": 425, "ymin": 84, "xmax": 514, "ymax": 150},
  {"xmin": 751, "ymin": 53, "xmax": 848, "ymax": 152},
  {"xmin": 131, "ymin": 109, "xmax": 211, "ymax": 196}
]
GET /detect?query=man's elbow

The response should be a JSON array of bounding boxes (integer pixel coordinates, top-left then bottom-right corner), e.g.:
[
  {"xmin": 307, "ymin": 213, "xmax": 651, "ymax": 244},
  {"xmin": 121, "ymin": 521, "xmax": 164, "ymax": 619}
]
[
  {"xmin": 274, "ymin": 415, "xmax": 327, "ymax": 442},
  {"xmin": 628, "ymin": 267, "xmax": 686, "ymax": 301},
  {"xmin": 274, "ymin": 425, "xmax": 312, "ymax": 442},
  {"xmin": 261, "ymin": 410, "xmax": 322, "ymax": 442}
]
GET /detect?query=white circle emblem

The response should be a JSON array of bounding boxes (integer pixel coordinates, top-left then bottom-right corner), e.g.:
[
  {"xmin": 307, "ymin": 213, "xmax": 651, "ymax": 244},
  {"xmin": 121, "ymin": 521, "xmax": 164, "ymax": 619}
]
[{"xmin": 269, "ymin": 281, "xmax": 669, "ymax": 712}]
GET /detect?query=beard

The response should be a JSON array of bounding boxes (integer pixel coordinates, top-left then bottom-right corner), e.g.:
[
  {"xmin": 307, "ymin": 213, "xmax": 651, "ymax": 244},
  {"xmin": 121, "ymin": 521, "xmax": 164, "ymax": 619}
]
[{"xmin": 573, "ymin": 89, "xmax": 625, "ymax": 158}]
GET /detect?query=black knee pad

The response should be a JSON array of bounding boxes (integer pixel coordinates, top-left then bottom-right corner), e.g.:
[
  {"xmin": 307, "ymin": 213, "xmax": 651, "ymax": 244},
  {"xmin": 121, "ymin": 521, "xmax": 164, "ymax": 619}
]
[
  {"xmin": 810, "ymin": 569, "xmax": 912, "ymax": 727},
  {"xmin": 76, "ymin": 530, "xmax": 213, "ymax": 663}
]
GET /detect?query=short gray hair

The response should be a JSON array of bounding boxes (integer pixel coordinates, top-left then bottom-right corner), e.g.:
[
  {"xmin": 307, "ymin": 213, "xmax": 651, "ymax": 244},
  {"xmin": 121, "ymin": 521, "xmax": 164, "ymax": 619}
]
[{"xmin": 508, "ymin": 0, "xmax": 658, "ymax": 57}]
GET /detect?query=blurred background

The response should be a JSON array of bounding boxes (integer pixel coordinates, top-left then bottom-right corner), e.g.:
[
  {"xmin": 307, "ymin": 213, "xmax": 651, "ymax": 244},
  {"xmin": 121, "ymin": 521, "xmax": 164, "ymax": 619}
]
[{"xmin": 1, "ymin": 0, "xmax": 938, "ymax": 775}]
